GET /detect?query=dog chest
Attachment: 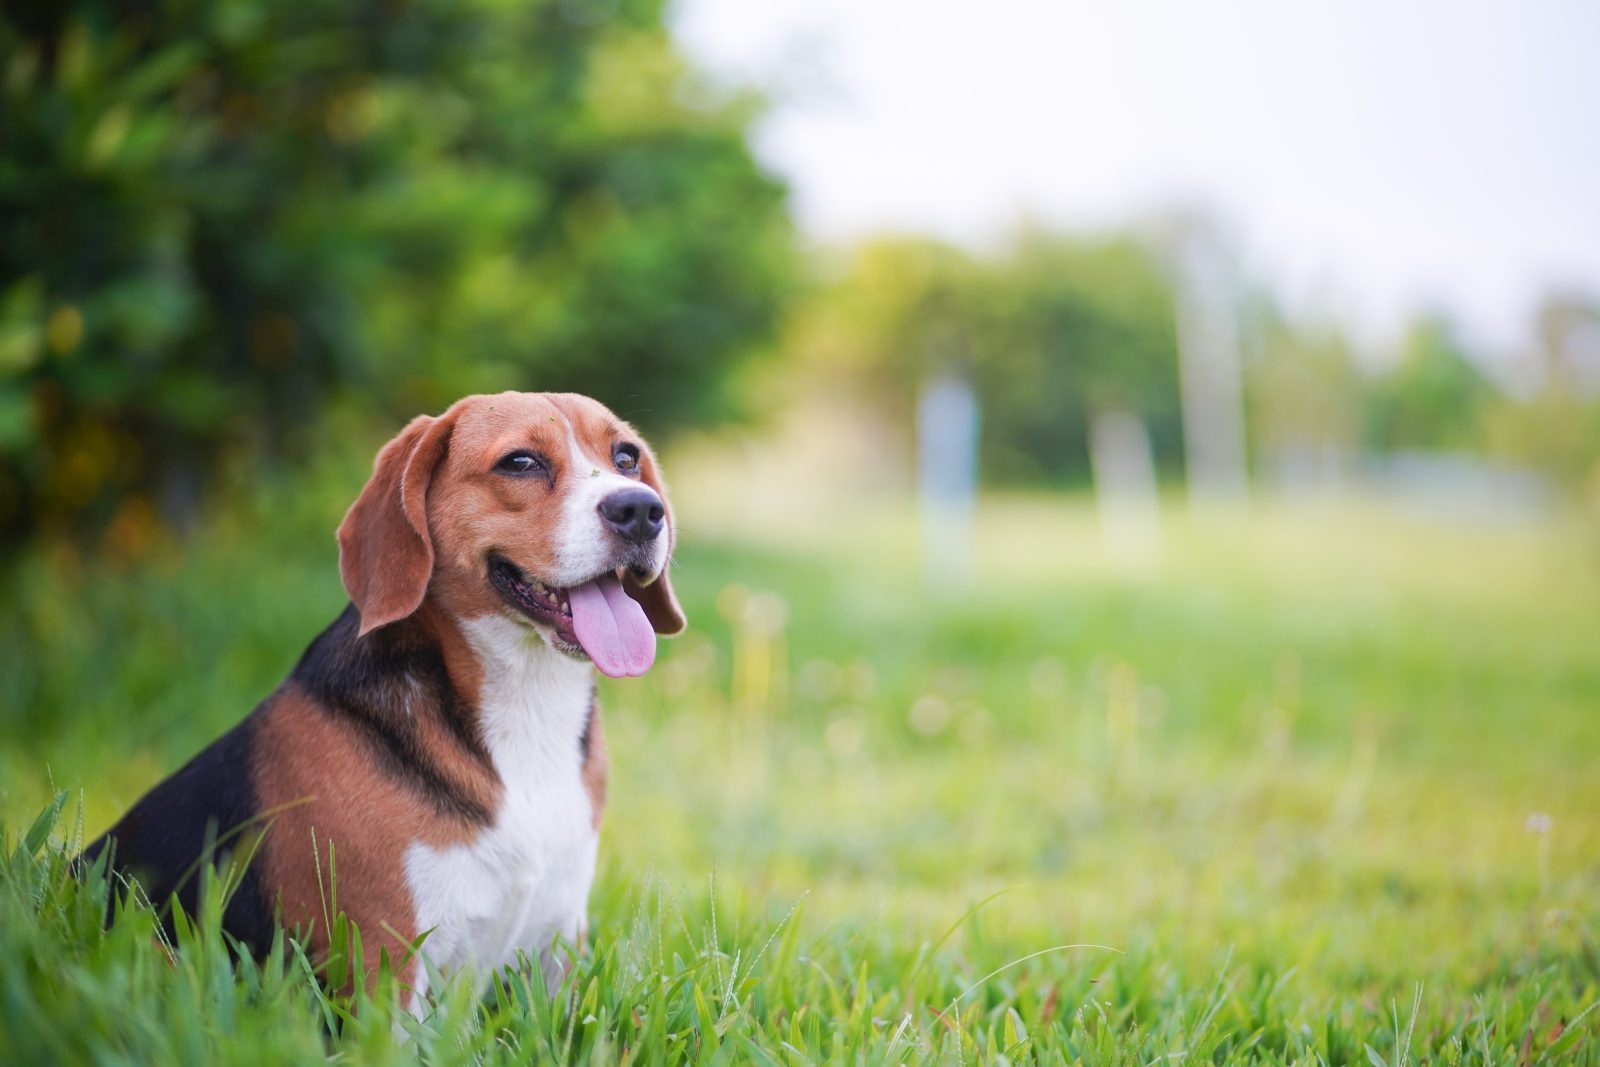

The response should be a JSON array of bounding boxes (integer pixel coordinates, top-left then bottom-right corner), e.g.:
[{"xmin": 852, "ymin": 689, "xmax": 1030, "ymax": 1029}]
[
  {"xmin": 403, "ymin": 770, "xmax": 597, "ymax": 982},
  {"xmin": 403, "ymin": 616, "xmax": 601, "ymax": 991}
]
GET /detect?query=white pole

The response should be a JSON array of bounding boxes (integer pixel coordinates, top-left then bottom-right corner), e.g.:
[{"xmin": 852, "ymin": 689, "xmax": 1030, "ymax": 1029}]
[
  {"xmin": 1089, "ymin": 409, "xmax": 1162, "ymax": 570},
  {"xmin": 1176, "ymin": 240, "xmax": 1249, "ymax": 505},
  {"xmin": 917, "ymin": 373, "xmax": 978, "ymax": 589}
]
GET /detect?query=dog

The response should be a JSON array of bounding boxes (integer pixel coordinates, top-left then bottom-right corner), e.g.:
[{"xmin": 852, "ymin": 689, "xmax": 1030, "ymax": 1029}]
[{"xmin": 81, "ymin": 391, "xmax": 684, "ymax": 1006}]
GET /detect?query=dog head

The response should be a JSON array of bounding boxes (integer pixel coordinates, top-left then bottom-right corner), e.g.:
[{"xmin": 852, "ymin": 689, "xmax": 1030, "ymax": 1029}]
[{"xmin": 337, "ymin": 392, "xmax": 685, "ymax": 677}]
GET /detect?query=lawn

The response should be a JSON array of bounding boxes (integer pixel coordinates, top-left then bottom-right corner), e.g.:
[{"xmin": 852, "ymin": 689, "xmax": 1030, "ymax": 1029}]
[{"xmin": 2, "ymin": 468, "xmax": 1597, "ymax": 1064}]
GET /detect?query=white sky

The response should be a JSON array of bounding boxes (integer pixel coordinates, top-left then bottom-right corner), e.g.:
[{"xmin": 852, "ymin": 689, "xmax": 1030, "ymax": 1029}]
[{"xmin": 670, "ymin": 0, "xmax": 1600, "ymax": 363}]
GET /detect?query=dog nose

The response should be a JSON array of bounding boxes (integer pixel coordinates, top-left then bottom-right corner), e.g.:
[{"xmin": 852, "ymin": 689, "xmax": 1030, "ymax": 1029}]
[{"xmin": 598, "ymin": 487, "xmax": 664, "ymax": 544}]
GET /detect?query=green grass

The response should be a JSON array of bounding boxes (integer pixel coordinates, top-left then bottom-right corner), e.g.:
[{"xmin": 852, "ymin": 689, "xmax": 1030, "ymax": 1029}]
[{"xmin": 2, "ymin": 470, "xmax": 1598, "ymax": 1064}]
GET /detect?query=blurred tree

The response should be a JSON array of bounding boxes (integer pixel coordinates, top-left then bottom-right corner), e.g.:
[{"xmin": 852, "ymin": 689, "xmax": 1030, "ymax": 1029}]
[
  {"xmin": 1362, "ymin": 313, "xmax": 1494, "ymax": 453},
  {"xmin": 1244, "ymin": 306, "xmax": 1362, "ymax": 490},
  {"xmin": 801, "ymin": 230, "xmax": 1181, "ymax": 486},
  {"xmin": 1485, "ymin": 293, "xmax": 1600, "ymax": 498},
  {"xmin": 0, "ymin": 0, "xmax": 791, "ymax": 545},
  {"xmin": 982, "ymin": 231, "xmax": 1181, "ymax": 484}
]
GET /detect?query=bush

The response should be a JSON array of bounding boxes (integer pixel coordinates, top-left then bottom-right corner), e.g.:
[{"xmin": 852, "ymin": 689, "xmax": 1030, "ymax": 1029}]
[{"xmin": 0, "ymin": 0, "xmax": 792, "ymax": 545}]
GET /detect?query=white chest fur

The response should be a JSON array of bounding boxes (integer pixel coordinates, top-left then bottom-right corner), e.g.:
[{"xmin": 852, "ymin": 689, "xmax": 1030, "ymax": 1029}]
[{"xmin": 403, "ymin": 615, "xmax": 600, "ymax": 1004}]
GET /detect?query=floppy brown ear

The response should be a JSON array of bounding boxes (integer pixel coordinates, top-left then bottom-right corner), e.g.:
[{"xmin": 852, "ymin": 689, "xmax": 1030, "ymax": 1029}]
[
  {"xmin": 337, "ymin": 412, "xmax": 456, "ymax": 637},
  {"xmin": 624, "ymin": 567, "xmax": 685, "ymax": 635},
  {"xmin": 622, "ymin": 448, "xmax": 686, "ymax": 635}
]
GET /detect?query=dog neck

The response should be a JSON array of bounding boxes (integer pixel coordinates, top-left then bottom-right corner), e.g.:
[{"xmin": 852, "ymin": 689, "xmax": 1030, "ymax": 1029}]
[
  {"xmin": 454, "ymin": 611, "xmax": 596, "ymax": 775},
  {"xmin": 295, "ymin": 603, "xmax": 595, "ymax": 792}
]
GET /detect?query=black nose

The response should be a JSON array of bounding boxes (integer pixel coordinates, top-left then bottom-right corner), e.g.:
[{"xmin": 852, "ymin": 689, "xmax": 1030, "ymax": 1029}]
[{"xmin": 598, "ymin": 487, "xmax": 665, "ymax": 544}]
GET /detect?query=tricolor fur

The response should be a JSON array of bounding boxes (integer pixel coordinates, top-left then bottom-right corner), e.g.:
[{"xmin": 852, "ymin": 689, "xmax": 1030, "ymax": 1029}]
[{"xmin": 81, "ymin": 392, "xmax": 685, "ymax": 1008}]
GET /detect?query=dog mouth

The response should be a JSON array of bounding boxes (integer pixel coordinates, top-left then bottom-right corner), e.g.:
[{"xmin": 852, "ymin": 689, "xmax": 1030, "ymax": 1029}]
[
  {"xmin": 488, "ymin": 554, "xmax": 577, "ymax": 641},
  {"xmin": 486, "ymin": 554, "xmax": 657, "ymax": 678}
]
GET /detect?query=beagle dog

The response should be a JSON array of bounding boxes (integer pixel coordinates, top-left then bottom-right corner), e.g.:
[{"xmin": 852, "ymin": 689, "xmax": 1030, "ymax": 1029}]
[{"xmin": 82, "ymin": 391, "xmax": 683, "ymax": 1005}]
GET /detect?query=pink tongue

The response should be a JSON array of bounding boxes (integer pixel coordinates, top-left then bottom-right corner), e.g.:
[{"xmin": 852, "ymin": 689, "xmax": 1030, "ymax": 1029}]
[{"xmin": 568, "ymin": 574, "xmax": 657, "ymax": 678}]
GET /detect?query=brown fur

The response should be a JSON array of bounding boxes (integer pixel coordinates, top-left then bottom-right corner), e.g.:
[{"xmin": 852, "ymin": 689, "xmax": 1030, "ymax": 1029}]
[
  {"xmin": 581, "ymin": 706, "xmax": 609, "ymax": 831},
  {"xmin": 252, "ymin": 686, "xmax": 474, "ymax": 990}
]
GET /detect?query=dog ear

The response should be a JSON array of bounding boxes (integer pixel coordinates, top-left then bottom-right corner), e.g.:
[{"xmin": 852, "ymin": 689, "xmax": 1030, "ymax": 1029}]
[
  {"xmin": 338, "ymin": 412, "xmax": 456, "ymax": 637},
  {"xmin": 624, "ymin": 565, "xmax": 685, "ymax": 636},
  {"xmin": 622, "ymin": 447, "xmax": 686, "ymax": 635}
]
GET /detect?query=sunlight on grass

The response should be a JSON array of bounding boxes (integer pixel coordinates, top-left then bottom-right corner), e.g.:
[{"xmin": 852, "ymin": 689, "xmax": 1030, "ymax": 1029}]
[{"xmin": 2, "ymin": 485, "xmax": 1597, "ymax": 1062}]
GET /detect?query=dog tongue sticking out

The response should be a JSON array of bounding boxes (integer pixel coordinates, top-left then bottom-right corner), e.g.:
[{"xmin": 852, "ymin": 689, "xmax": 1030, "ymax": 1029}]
[{"xmin": 568, "ymin": 573, "xmax": 656, "ymax": 678}]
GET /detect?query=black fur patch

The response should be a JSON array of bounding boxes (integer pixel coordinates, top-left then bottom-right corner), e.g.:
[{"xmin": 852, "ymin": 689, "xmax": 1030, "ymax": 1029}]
[
  {"xmin": 291, "ymin": 605, "xmax": 492, "ymax": 823},
  {"xmin": 80, "ymin": 715, "xmax": 275, "ymax": 953},
  {"xmin": 579, "ymin": 684, "xmax": 597, "ymax": 764}
]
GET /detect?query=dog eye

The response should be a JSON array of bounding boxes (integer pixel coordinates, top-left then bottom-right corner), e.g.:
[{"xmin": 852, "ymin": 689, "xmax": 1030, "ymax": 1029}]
[
  {"xmin": 496, "ymin": 451, "xmax": 544, "ymax": 475},
  {"xmin": 613, "ymin": 444, "xmax": 640, "ymax": 473}
]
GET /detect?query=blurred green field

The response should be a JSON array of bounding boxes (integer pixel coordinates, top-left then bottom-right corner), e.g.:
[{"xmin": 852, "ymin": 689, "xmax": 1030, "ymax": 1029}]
[{"xmin": 3, "ymin": 466, "xmax": 1598, "ymax": 1062}]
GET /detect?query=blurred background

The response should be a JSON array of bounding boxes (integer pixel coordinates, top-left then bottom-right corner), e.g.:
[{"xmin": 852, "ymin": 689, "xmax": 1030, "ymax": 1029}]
[{"xmin": 2, "ymin": 0, "xmax": 1597, "ymax": 1006}]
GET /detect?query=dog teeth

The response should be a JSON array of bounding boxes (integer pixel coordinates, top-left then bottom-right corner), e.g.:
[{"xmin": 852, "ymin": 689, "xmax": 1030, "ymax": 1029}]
[{"xmin": 507, "ymin": 570, "xmax": 569, "ymax": 612}]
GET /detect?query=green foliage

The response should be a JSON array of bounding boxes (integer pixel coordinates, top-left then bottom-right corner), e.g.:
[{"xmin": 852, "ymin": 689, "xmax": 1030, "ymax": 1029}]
[
  {"xmin": 793, "ymin": 228, "xmax": 1597, "ymax": 498},
  {"xmin": 0, "ymin": 0, "xmax": 791, "ymax": 543},
  {"xmin": 802, "ymin": 230, "xmax": 1182, "ymax": 485},
  {"xmin": 1363, "ymin": 314, "xmax": 1496, "ymax": 453},
  {"xmin": 1245, "ymin": 311, "xmax": 1363, "ymax": 480},
  {"xmin": 1486, "ymin": 296, "xmax": 1600, "ymax": 498},
  {"xmin": 1487, "ymin": 389, "xmax": 1600, "ymax": 498},
  {"xmin": 982, "ymin": 232, "xmax": 1183, "ymax": 483}
]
